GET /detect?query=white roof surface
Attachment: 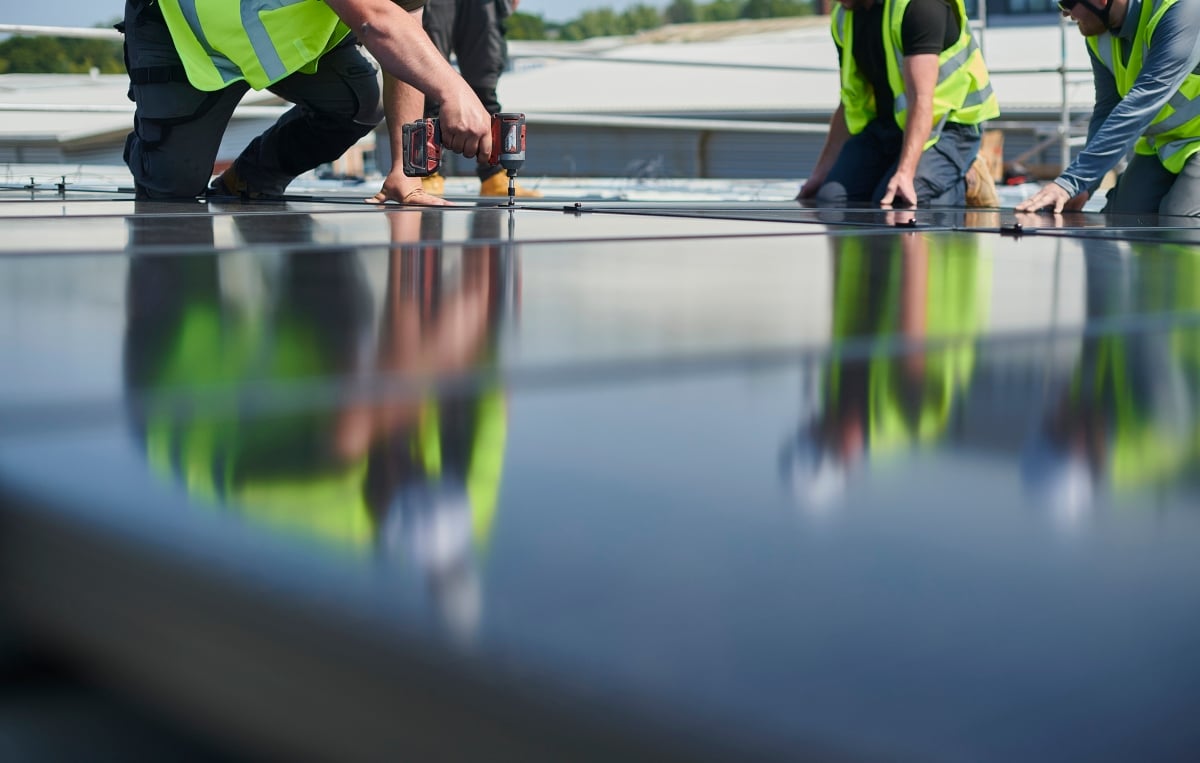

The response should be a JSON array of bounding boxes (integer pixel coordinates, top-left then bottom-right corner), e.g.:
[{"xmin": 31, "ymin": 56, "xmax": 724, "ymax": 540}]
[
  {"xmin": 0, "ymin": 73, "xmax": 283, "ymax": 144},
  {"xmin": 500, "ymin": 17, "xmax": 1095, "ymax": 117},
  {"xmin": 1, "ymin": 17, "xmax": 1095, "ymax": 146}
]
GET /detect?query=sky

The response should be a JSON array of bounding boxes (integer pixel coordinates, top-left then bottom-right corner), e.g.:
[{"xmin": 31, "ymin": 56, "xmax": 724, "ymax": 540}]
[{"xmin": 4, "ymin": 1, "xmax": 666, "ymax": 28}]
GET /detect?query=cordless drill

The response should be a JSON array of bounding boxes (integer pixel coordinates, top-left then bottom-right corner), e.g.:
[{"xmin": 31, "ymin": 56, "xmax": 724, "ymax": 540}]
[{"xmin": 402, "ymin": 113, "xmax": 527, "ymax": 206}]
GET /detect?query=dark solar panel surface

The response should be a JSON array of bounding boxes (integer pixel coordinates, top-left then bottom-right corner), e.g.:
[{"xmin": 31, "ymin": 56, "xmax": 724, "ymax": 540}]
[{"xmin": 2, "ymin": 189, "xmax": 1200, "ymax": 761}]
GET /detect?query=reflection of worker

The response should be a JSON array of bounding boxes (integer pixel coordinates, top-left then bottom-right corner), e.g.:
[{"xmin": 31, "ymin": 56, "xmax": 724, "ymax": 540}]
[
  {"xmin": 120, "ymin": 0, "xmax": 490, "ymax": 202},
  {"xmin": 1016, "ymin": 0, "xmax": 1200, "ymax": 215},
  {"xmin": 408, "ymin": 0, "xmax": 541, "ymax": 199},
  {"xmin": 122, "ymin": 207, "xmax": 513, "ymax": 640},
  {"xmin": 783, "ymin": 227, "xmax": 991, "ymax": 510},
  {"xmin": 798, "ymin": 0, "xmax": 998, "ymax": 207},
  {"xmin": 1021, "ymin": 239, "xmax": 1200, "ymax": 525}
]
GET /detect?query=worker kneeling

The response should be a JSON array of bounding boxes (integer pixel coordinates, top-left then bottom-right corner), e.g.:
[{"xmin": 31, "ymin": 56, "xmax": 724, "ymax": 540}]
[
  {"xmin": 119, "ymin": 0, "xmax": 492, "ymax": 202},
  {"xmin": 798, "ymin": 0, "xmax": 999, "ymax": 208}
]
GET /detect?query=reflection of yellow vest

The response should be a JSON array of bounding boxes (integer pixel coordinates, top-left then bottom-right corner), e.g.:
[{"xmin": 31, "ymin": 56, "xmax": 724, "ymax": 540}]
[
  {"xmin": 832, "ymin": 0, "xmax": 998, "ymax": 146},
  {"xmin": 1087, "ymin": 0, "xmax": 1200, "ymax": 172},
  {"xmin": 1082, "ymin": 243, "xmax": 1200, "ymax": 489},
  {"xmin": 158, "ymin": 0, "xmax": 351, "ymax": 90},
  {"xmin": 1085, "ymin": 338, "xmax": 1189, "ymax": 490},
  {"xmin": 144, "ymin": 300, "xmax": 507, "ymax": 555},
  {"xmin": 829, "ymin": 234, "xmax": 991, "ymax": 453}
]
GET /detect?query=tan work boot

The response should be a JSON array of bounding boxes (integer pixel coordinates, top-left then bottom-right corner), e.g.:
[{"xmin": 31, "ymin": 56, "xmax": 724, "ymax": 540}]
[
  {"xmin": 480, "ymin": 172, "xmax": 541, "ymax": 198},
  {"xmin": 965, "ymin": 155, "xmax": 999, "ymax": 208},
  {"xmin": 421, "ymin": 172, "xmax": 445, "ymax": 197},
  {"xmin": 207, "ymin": 164, "xmax": 254, "ymax": 199}
]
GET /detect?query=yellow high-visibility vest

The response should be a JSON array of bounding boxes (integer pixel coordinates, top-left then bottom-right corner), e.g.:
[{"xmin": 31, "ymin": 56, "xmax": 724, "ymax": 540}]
[
  {"xmin": 1087, "ymin": 0, "xmax": 1200, "ymax": 173},
  {"xmin": 832, "ymin": 0, "xmax": 999, "ymax": 148},
  {"xmin": 158, "ymin": 0, "xmax": 351, "ymax": 91}
]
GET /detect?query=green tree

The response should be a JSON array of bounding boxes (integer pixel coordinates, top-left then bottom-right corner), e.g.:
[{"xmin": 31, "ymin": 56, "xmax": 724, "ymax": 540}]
[
  {"xmin": 506, "ymin": 11, "xmax": 547, "ymax": 40},
  {"xmin": 0, "ymin": 34, "xmax": 124, "ymax": 74},
  {"xmin": 561, "ymin": 9, "xmax": 623, "ymax": 40},
  {"xmin": 666, "ymin": 0, "xmax": 698, "ymax": 22},
  {"xmin": 699, "ymin": 0, "xmax": 745, "ymax": 21},
  {"xmin": 0, "ymin": 37, "xmax": 69, "ymax": 73},
  {"xmin": 620, "ymin": 4, "xmax": 664, "ymax": 32},
  {"xmin": 763, "ymin": 0, "xmax": 814, "ymax": 16},
  {"xmin": 742, "ymin": 0, "xmax": 774, "ymax": 17}
]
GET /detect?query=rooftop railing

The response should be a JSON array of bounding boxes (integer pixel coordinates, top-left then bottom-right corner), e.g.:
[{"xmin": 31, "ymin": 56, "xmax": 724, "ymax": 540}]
[{"xmin": 1, "ymin": 18, "xmax": 1092, "ymax": 172}]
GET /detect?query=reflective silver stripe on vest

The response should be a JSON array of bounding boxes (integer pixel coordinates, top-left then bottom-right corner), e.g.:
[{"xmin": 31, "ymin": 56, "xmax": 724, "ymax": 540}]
[
  {"xmin": 242, "ymin": 0, "xmax": 310, "ymax": 84},
  {"xmin": 1145, "ymin": 88, "xmax": 1200, "ymax": 136},
  {"xmin": 936, "ymin": 38, "xmax": 978, "ymax": 83},
  {"xmin": 177, "ymin": 0, "xmax": 309, "ymax": 85},
  {"xmin": 1093, "ymin": 34, "xmax": 1115, "ymax": 72},
  {"xmin": 895, "ymin": 79, "xmax": 992, "ymax": 113},
  {"xmin": 1091, "ymin": 20, "xmax": 1200, "ymax": 144},
  {"xmin": 1153, "ymin": 135, "xmax": 1200, "ymax": 162},
  {"xmin": 959, "ymin": 81, "xmax": 994, "ymax": 110},
  {"xmin": 177, "ymin": 0, "xmax": 242, "ymax": 84},
  {"xmin": 888, "ymin": 21, "xmax": 979, "ymax": 103}
]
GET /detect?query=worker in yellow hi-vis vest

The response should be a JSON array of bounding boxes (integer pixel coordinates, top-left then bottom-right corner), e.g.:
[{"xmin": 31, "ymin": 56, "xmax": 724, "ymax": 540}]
[
  {"xmin": 123, "ymin": 207, "xmax": 515, "ymax": 639},
  {"xmin": 118, "ymin": 0, "xmax": 488, "ymax": 204},
  {"xmin": 799, "ymin": 0, "xmax": 998, "ymax": 207}
]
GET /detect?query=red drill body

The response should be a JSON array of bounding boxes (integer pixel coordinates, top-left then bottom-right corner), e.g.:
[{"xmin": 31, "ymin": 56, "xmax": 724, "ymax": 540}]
[{"xmin": 402, "ymin": 113, "xmax": 527, "ymax": 204}]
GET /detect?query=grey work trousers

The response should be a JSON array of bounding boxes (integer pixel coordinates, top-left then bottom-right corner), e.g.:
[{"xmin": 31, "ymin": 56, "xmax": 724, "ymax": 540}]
[
  {"xmin": 423, "ymin": 0, "xmax": 511, "ymax": 180},
  {"xmin": 120, "ymin": 0, "xmax": 383, "ymax": 200},
  {"xmin": 1102, "ymin": 151, "xmax": 1200, "ymax": 217},
  {"xmin": 815, "ymin": 119, "xmax": 982, "ymax": 207}
]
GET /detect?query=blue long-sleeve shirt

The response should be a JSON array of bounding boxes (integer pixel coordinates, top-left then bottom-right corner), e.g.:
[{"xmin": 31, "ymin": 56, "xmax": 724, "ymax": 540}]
[{"xmin": 1055, "ymin": 0, "xmax": 1200, "ymax": 198}]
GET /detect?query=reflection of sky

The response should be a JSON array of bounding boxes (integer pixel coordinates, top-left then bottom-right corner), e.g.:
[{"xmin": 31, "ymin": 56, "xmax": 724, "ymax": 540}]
[
  {"xmin": 0, "ymin": 257, "xmax": 127, "ymax": 404},
  {"xmin": 6, "ymin": 205, "xmax": 1200, "ymax": 759},
  {"xmin": 492, "ymin": 369, "xmax": 1200, "ymax": 761},
  {"xmin": 5, "ymin": 315, "xmax": 1200, "ymax": 760}
]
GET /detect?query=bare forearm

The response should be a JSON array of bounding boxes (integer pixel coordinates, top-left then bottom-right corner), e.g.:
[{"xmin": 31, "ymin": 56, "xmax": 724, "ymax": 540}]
[
  {"xmin": 897, "ymin": 105, "xmax": 931, "ymax": 176},
  {"xmin": 898, "ymin": 56, "xmax": 936, "ymax": 177},
  {"xmin": 328, "ymin": 0, "xmax": 463, "ymax": 103},
  {"xmin": 813, "ymin": 104, "xmax": 851, "ymax": 180},
  {"xmin": 383, "ymin": 72, "xmax": 424, "ymax": 171}
]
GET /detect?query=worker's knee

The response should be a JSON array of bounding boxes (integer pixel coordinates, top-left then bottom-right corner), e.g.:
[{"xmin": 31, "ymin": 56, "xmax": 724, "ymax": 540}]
[
  {"xmin": 125, "ymin": 132, "xmax": 214, "ymax": 199},
  {"xmin": 814, "ymin": 181, "xmax": 849, "ymax": 205}
]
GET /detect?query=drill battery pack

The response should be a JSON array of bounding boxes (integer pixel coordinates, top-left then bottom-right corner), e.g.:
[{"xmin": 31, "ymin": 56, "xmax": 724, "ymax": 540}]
[{"xmin": 401, "ymin": 119, "xmax": 441, "ymax": 177}]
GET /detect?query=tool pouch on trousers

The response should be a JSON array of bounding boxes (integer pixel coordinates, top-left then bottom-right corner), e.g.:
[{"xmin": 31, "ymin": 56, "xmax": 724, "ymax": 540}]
[{"xmin": 122, "ymin": 0, "xmax": 220, "ymax": 149}]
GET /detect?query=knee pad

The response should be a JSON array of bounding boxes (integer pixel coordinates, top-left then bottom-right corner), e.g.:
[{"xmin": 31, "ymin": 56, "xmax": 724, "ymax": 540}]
[
  {"xmin": 325, "ymin": 48, "xmax": 383, "ymax": 127},
  {"xmin": 349, "ymin": 70, "xmax": 384, "ymax": 127},
  {"xmin": 815, "ymin": 182, "xmax": 849, "ymax": 205}
]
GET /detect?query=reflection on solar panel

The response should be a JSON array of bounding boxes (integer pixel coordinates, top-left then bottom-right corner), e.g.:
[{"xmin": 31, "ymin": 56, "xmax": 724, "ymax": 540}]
[{"xmin": 3, "ymin": 184, "xmax": 1200, "ymax": 761}]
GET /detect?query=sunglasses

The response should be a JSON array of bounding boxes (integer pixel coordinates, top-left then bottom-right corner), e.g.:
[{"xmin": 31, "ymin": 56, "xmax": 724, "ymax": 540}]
[{"xmin": 1058, "ymin": 0, "xmax": 1111, "ymax": 19}]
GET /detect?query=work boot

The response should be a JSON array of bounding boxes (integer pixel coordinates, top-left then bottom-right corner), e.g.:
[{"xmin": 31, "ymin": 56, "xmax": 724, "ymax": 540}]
[
  {"xmin": 965, "ymin": 155, "xmax": 999, "ymax": 208},
  {"xmin": 480, "ymin": 172, "xmax": 541, "ymax": 198},
  {"xmin": 421, "ymin": 172, "xmax": 445, "ymax": 197},
  {"xmin": 207, "ymin": 164, "xmax": 263, "ymax": 200}
]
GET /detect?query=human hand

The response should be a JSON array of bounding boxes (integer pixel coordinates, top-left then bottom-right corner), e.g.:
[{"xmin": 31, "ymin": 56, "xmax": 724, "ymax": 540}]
[
  {"xmin": 879, "ymin": 170, "xmax": 917, "ymax": 207},
  {"xmin": 1062, "ymin": 189, "xmax": 1090, "ymax": 212},
  {"xmin": 435, "ymin": 87, "xmax": 492, "ymax": 161},
  {"xmin": 1015, "ymin": 182, "xmax": 1073, "ymax": 214},
  {"xmin": 796, "ymin": 177, "xmax": 821, "ymax": 200},
  {"xmin": 367, "ymin": 172, "xmax": 451, "ymax": 206}
]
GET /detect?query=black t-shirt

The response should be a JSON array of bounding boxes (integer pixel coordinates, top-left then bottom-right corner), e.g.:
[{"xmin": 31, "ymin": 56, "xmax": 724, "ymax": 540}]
[{"xmin": 847, "ymin": 0, "xmax": 960, "ymax": 128}]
